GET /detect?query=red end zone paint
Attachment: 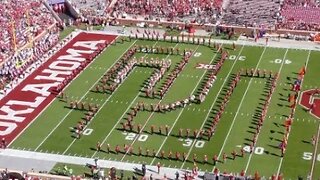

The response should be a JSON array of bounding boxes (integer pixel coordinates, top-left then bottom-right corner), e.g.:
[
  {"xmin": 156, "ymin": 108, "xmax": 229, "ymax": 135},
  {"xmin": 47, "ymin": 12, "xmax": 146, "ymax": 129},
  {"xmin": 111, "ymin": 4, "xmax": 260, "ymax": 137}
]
[
  {"xmin": 299, "ymin": 89, "xmax": 320, "ymax": 119},
  {"xmin": 0, "ymin": 32, "xmax": 117, "ymax": 143}
]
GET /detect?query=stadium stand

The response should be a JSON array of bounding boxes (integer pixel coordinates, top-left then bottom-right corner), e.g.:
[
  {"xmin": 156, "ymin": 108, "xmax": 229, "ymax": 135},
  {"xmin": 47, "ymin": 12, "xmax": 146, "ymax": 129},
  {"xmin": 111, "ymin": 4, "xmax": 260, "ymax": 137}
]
[
  {"xmin": 0, "ymin": 0, "xmax": 56, "ymax": 61},
  {"xmin": 221, "ymin": 0, "xmax": 281, "ymax": 28},
  {"xmin": 0, "ymin": 0, "xmax": 58, "ymax": 92},
  {"xmin": 70, "ymin": 0, "xmax": 112, "ymax": 17},
  {"xmin": 277, "ymin": 0, "xmax": 320, "ymax": 31},
  {"xmin": 110, "ymin": 0, "xmax": 223, "ymax": 24}
]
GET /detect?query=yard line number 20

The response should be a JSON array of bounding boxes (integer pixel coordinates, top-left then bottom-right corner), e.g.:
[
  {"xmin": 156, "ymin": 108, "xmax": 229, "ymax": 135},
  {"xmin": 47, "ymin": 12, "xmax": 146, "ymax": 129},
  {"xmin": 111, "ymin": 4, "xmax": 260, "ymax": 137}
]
[{"xmin": 124, "ymin": 132, "xmax": 148, "ymax": 142}]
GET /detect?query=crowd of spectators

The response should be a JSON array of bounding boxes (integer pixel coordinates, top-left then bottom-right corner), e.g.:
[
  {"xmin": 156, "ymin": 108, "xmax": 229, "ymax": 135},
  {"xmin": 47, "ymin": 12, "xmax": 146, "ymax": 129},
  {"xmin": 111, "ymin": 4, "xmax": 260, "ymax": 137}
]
[
  {"xmin": 0, "ymin": 0, "xmax": 58, "ymax": 93},
  {"xmin": 110, "ymin": 0, "xmax": 223, "ymax": 24},
  {"xmin": 277, "ymin": 0, "xmax": 320, "ymax": 31},
  {"xmin": 67, "ymin": 0, "xmax": 320, "ymax": 32},
  {"xmin": 0, "ymin": 29, "xmax": 60, "ymax": 93},
  {"xmin": 221, "ymin": 0, "xmax": 280, "ymax": 28},
  {"xmin": 0, "ymin": 0, "xmax": 56, "ymax": 63},
  {"xmin": 70, "ymin": 0, "xmax": 112, "ymax": 17}
]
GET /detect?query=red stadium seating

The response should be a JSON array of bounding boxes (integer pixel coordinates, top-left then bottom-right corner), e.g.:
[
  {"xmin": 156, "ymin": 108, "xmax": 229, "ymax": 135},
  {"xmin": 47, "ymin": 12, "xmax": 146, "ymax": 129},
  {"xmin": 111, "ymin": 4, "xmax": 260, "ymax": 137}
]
[{"xmin": 278, "ymin": 0, "xmax": 320, "ymax": 31}]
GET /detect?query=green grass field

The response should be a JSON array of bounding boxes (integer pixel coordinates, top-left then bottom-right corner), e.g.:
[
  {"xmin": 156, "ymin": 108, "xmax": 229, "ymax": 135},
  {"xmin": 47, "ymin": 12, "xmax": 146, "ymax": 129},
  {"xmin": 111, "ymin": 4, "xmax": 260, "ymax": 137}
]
[{"xmin": 10, "ymin": 36, "xmax": 320, "ymax": 179}]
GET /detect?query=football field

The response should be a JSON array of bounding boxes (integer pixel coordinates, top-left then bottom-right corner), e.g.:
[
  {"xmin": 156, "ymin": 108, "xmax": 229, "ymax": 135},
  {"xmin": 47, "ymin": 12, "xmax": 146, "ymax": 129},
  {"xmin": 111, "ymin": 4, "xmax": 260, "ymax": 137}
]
[{"xmin": 6, "ymin": 32, "xmax": 320, "ymax": 179}]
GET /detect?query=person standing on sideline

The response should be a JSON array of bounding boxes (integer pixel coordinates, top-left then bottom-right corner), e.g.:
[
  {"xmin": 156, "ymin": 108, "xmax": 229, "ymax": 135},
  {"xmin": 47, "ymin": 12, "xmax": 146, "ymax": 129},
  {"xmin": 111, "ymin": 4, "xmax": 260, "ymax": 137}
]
[{"xmin": 157, "ymin": 162, "xmax": 161, "ymax": 174}]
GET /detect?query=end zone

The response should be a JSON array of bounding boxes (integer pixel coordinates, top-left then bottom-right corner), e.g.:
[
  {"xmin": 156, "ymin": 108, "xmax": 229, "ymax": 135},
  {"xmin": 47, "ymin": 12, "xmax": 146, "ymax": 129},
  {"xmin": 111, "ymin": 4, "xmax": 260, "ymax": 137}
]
[{"xmin": 0, "ymin": 32, "xmax": 117, "ymax": 144}]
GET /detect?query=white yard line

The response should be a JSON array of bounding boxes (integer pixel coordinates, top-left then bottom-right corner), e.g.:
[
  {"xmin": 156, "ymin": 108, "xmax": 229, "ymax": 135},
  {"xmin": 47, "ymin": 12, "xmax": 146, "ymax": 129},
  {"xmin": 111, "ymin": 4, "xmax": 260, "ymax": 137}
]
[
  {"xmin": 120, "ymin": 43, "xmax": 183, "ymax": 161},
  {"xmin": 276, "ymin": 49, "xmax": 311, "ymax": 176},
  {"xmin": 310, "ymin": 123, "xmax": 320, "ymax": 179},
  {"xmin": 10, "ymin": 34, "xmax": 119, "ymax": 148},
  {"xmin": 91, "ymin": 41, "xmax": 163, "ymax": 158},
  {"xmin": 178, "ymin": 44, "xmax": 246, "ymax": 169},
  {"xmin": 212, "ymin": 46, "xmax": 268, "ymax": 172},
  {"xmin": 64, "ymin": 41, "xmax": 161, "ymax": 155},
  {"xmin": 150, "ymin": 44, "xmax": 223, "ymax": 166},
  {"xmin": 244, "ymin": 48, "xmax": 287, "ymax": 172},
  {"xmin": 34, "ymin": 40, "xmax": 136, "ymax": 151}
]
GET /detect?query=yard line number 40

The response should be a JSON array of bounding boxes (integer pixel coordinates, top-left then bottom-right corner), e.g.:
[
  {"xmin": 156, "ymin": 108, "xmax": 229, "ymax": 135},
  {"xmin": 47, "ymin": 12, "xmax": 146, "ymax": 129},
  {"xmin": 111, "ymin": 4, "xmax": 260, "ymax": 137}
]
[{"xmin": 229, "ymin": 55, "xmax": 246, "ymax": 61}]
